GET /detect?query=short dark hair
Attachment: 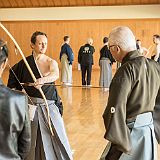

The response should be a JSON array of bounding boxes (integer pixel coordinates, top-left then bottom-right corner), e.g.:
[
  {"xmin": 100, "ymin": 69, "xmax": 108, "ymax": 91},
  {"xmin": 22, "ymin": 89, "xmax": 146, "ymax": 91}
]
[
  {"xmin": 64, "ymin": 36, "xmax": 69, "ymax": 42},
  {"xmin": 153, "ymin": 34, "xmax": 160, "ymax": 40},
  {"xmin": 103, "ymin": 37, "xmax": 108, "ymax": 44},
  {"xmin": 0, "ymin": 40, "xmax": 8, "ymax": 66},
  {"xmin": 31, "ymin": 31, "xmax": 47, "ymax": 44},
  {"xmin": 153, "ymin": 34, "xmax": 159, "ymax": 38}
]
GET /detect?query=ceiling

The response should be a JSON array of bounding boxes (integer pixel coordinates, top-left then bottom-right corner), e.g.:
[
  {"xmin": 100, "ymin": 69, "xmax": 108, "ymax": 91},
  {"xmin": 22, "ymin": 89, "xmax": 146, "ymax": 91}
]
[{"xmin": 0, "ymin": 0, "xmax": 160, "ymax": 8}]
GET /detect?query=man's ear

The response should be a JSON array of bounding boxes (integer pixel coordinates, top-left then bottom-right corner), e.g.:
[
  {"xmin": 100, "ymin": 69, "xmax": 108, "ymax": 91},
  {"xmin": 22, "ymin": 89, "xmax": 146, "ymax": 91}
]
[
  {"xmin": 117, "ymin": 46, "xmax": 121, "ymax": 53},
  {"xmin": 30, "ymin": 43, "xmax": 34, "ymax": 49}
]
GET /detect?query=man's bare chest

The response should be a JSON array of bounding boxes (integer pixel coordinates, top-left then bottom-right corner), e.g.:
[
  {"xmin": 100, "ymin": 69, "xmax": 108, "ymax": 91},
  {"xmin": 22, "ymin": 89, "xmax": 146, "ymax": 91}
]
[{"xmin": 36, "ymin": 60, "xmax": 50, "ymax": 76}]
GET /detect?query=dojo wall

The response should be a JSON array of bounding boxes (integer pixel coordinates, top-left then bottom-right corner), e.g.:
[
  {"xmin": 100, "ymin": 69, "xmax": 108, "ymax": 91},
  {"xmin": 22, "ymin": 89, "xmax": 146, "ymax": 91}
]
[{"xmin": 0, "ymin": 19, "xmax": 160, "ymax": 69}]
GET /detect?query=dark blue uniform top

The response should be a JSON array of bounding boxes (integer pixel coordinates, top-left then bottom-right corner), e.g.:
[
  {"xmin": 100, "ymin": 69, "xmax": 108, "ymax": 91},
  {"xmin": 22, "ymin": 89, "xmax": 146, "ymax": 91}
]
[{"xmin": 59, "ymin": 43, "xmax": 74, "ymax": 65}]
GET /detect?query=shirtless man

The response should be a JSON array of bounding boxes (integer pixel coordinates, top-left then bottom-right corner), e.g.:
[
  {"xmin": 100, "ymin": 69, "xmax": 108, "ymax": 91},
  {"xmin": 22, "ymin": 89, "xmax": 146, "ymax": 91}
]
[
  {"xmin": 7, "ymin": 31, "xmax": 73, "ymax": 160},
  {"xmin": 136, "ymin": 39, "xmax": 149, "ymax": 57},
  {"xmin": 31, "ymin": 33, "xmax": 59, "ymax": 89},
  {"xmin": 151, "ymin": 34, "xmax": 160, "ymax": 63}
]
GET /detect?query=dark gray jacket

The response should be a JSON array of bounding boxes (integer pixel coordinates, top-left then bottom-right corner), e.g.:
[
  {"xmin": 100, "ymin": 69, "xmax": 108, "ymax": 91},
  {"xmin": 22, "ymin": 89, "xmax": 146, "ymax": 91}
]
[
  {"xmin": 103, "ymin": 51, "xmax": 160, "ymax": 154},
  {"xmin": 0, "ymin": 79, "xmax": 31, "ymax": 159}
]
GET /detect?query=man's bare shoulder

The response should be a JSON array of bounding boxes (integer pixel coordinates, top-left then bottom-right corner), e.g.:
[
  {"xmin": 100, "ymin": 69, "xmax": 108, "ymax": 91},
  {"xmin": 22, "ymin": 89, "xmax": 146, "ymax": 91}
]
[
  {"xmin": 47, "ymin": 57, "xmax": 57, "ymax": 63},
  {"xmin": 45, "ymin": 56, "xmax": 58, "ymax": 65}
]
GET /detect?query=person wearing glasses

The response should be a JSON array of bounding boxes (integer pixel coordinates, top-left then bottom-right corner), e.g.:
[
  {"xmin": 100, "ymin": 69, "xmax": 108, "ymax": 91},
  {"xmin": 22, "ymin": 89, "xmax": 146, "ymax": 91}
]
[{"xmin": 101, "ymin": 26, "xmax": 160, "ymax": 160}]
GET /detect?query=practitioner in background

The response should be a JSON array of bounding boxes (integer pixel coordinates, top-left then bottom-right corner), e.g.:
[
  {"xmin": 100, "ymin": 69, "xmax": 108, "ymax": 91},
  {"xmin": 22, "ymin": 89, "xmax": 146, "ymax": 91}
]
[
  {"xmin": 99, "ymin": 37, "xmax": 115, "ymax": 88},
  {"xmin": 136, "ymin": 39, "xmax": 149, "ymax": 57},
  {"xmin": 78, "ymin": 38, "xmax": 95, "ymax": 87},
  {"xmin": 151, "ymin": 34, "xmax": 160, "ymax": 63},
  {"xmin": 60, "ymin": 36, "xmax": 74, "ymax": 86}
]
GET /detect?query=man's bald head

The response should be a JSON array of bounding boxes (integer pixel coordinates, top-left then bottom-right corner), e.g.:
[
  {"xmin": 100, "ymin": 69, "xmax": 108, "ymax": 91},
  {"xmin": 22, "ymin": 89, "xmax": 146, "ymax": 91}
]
[{"xmin": 87, "ymin": 38, "xmax": 93, "ymax": 45}]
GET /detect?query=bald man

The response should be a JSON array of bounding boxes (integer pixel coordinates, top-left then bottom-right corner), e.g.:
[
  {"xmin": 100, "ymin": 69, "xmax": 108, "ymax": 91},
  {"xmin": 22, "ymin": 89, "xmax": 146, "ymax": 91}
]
[
  {"xmin": 101, "ymin": 26, "xmax": 160, "ymax": 160},
  {"xmin": 78, "ymin": 38, "xmax": 95, "ymax": 86}
]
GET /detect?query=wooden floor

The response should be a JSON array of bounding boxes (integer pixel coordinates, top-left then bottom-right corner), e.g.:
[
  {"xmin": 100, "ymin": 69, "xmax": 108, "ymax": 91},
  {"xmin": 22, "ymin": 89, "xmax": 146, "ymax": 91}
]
[
  {"xmin": 58, "ymin": 86, "xmax": 108, "ymax": 160},
  {"xmin": 56, "ymin": 70, "xmax": 160, "ymax": 160},
  {"xmin": 2, "ymin": 69, "xmax": 160, "ymax": 160}
]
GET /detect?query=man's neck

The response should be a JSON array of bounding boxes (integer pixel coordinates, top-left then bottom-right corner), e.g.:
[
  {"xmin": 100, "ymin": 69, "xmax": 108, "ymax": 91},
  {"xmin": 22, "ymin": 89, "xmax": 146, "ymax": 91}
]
[
  {"xmin": 65, "ymin": 41, "xmax": 69, "ymax": 44},
  {"xmin": 33, "ymin": 51, "xmax": 44, "ymax": 61}
]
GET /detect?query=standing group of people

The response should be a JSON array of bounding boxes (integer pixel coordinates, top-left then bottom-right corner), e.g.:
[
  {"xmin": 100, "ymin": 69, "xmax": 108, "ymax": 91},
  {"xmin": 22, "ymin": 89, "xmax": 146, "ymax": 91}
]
[
  {"xmin": 59, "ymin": 36, "xmax": 95, "ymax": 87},
  {"xmin": 0, "ymin": 26, "xmax": 160, "ymax": 160},
  {"xmin": 0, "ymin": 30, "xmax": 115, "ymax": 160},
  {"xmin": 136, "ymin": 34, "xmax": 160, "ymax": 63},
  {"xmin": 60, "ymin": 36, "xmax": 115, "ymax": 88},
  {"xmin": 60, "ymin": 36, "xmax": 96, "ymax": 87}
]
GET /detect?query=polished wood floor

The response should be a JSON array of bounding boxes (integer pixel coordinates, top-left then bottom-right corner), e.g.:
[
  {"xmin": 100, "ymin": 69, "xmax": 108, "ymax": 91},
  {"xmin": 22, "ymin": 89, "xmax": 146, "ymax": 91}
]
[
  {"xmin": 2, "ymin": 69, "xmax": 160, "ymax": 160},
  {"xmin": 58, "ymin": 89, "xmax": 108, "ymax": 159},
  {"xmin": 58, "ymin": 86, "xmax": 108, "ymax": 160},
  {"xmin": 56, "ymin": 70, "xmax": 160, "ymax": 160}
]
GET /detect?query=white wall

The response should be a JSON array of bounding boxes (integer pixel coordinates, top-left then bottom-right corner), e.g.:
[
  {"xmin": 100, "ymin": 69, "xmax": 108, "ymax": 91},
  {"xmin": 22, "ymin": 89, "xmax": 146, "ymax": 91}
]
[{"xmin": 0, "ymin": 5, "xmax": 160, "ymax": 21}]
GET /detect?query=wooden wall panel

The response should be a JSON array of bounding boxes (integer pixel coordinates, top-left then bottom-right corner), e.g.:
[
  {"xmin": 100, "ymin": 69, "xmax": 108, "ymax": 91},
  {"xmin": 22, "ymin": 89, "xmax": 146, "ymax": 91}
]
[{"xmin": 0, "ymin": 19, "xmax": 160, "ymax": 70}]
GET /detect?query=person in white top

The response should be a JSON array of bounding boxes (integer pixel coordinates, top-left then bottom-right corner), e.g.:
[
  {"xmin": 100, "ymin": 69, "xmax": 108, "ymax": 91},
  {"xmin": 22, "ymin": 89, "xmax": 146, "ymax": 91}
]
[
  {"xmin": 136, "ymin": 39, "xmax": 149, "ymax": 57},
  {"xmin": 151, "ymin": 34, "xmax": 160, "ymax": 63}
]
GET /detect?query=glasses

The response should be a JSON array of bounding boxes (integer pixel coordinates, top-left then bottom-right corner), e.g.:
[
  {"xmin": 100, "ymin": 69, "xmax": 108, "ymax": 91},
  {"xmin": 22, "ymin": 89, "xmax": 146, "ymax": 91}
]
[
  {"xmin": 109, "ymin": 44, "xmax": 120, "ymax": 50},
  {"xmin": 109, "ymin": 45, "xmax": 116, "ymax": 50}
]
